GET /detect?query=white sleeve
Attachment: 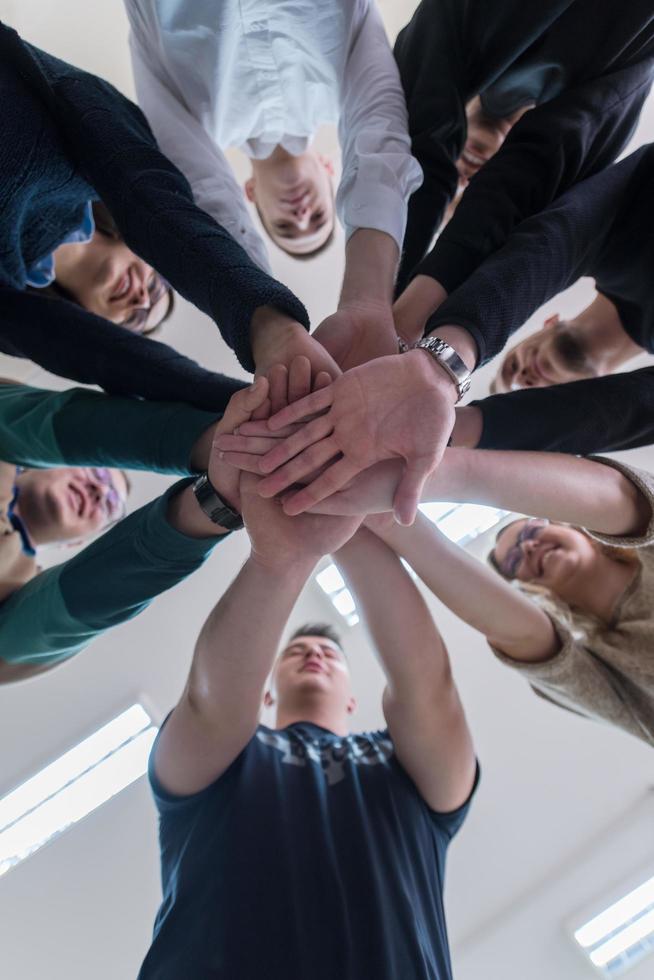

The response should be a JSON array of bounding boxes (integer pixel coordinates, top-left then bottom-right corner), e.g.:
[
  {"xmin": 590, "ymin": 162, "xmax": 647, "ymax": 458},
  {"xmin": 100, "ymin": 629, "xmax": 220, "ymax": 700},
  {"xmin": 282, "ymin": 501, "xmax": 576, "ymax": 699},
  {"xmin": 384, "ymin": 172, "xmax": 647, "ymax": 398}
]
[
  {"xmin": 126, "ymin": 22, "xmax": 272, "ymax": 274},
  {"xmin": 337, "ymin": 1, "xmax": 423, "ymax": 249}
]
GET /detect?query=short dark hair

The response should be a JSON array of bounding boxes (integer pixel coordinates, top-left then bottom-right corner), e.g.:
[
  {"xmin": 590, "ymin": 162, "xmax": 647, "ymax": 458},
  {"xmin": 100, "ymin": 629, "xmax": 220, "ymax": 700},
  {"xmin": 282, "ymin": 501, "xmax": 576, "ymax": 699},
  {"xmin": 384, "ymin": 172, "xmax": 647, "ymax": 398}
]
[{"xmin": 288, "ymin": 622, "xmax": 343, "ymax": 650}]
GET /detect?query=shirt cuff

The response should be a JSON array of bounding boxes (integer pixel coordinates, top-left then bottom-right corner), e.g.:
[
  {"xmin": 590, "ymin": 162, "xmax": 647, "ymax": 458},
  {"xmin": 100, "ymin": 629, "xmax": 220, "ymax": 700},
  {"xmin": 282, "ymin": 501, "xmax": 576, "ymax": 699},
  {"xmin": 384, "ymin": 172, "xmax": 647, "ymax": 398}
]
[
  {"xmin": 489, "ymin": 615, "xmax": 575, "ymax": 682},
  {"xmin": 141, "ymin": 479, "xmax": 233, "ymax": 564},
  {"xmin": 341, "ymin": 183, "xmax": 408, "ymax": 252},
  {"xmin": 585, "ymin": 457, "xmax": 654, "ymax": 548},
  {"xmin": 415, "ymin": 238, "xmax": 485, "ymax": 296}
]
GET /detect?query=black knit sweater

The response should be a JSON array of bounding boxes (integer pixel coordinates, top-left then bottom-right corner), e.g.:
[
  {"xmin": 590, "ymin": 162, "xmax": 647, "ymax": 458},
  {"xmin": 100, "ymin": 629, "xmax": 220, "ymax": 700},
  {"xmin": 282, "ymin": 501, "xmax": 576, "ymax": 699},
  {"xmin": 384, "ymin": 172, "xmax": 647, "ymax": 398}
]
[
  {"xmin": 0, "ymin": 24, "xmax": 309, "ymax": 409},
  {"xmin": 394, "ymin": 0, "xmax": 654, "ymax": 295}
]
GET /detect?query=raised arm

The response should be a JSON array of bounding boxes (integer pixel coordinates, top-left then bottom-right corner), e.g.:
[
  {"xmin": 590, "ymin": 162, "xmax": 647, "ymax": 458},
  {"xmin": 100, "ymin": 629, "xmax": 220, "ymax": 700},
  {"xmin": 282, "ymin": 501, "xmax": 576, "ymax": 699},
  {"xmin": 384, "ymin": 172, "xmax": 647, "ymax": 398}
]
[
  {"xmin": 0, "ymin": 285, "xmax": 247, "ymax": 411},
  {"xmin": 152, "ymin": 464, "xmax": 362, "ymax": 796},
  {"xmin": 0, "ymin": 379, "xmax": 221, "ymax": 474},
  {"xmin": 0, "ymin": 382, "xmax": 270, "ymax": 680},
  {"xmin": 416, "ymin": 59, "xmax": 653, "ymax": 296},
  {"xmin": 394, "ymin": 0, "xmax": 576, "ymax": 292},
  {"xmin": 334, "ymin": 526, "xmax": 475, "ymax": 812},
  {"xmin": 424, "ymin": 148, "xmax": 645, "ymax": 364},
  {"xmin": 366, "ymin": 514, "xmax": 557, "ymax": 665},
  {"xmin": 467, "ymin": 367, "xmax": 654, "ymax": 454}
]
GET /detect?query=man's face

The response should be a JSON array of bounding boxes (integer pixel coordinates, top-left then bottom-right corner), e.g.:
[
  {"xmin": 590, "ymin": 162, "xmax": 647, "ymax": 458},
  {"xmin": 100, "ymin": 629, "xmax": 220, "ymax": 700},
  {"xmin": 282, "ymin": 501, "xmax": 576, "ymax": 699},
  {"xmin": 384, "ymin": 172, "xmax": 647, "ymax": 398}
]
[
  {"xmin": 271, "ymin": 634, "xmax": 354, "ymax": 710},
  {"xmin": 14, "ymin": 466, "xmax": 129, "ymax": 545},
  {"xmin": 492, "ymin": 316, "xmax": 596, "ymax": 392},
  {"xmin": 246, "ymin": 155, "xmax": 335, "ymax": 256}
]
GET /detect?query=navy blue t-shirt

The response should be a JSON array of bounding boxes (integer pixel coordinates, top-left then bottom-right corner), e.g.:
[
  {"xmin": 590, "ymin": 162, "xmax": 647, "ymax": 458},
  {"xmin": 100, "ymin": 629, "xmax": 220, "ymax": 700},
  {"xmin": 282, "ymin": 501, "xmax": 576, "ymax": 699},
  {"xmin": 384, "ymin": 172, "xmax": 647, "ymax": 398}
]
[{"xmin": 139, "ymin": 722, "xmax": 479, "ymax": 980}]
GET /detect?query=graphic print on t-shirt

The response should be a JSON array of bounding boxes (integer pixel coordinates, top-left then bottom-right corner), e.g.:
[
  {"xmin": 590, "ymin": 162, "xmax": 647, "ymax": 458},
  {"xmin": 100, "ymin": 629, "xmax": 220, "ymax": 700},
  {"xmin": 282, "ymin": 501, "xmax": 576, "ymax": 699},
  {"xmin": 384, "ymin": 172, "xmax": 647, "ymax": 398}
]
[{"xmin": 256, "ymin": 728, "xmax": 394, "ymax": 786}]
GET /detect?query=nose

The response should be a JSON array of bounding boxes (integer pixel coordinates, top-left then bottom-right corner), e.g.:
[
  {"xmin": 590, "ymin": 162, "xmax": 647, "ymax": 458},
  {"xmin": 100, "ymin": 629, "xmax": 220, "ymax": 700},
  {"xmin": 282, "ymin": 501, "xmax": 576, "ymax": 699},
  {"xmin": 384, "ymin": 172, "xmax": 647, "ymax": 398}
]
[
  {"xmin": 129, "ymin": 263, "xmax": 152, "ymax": 308},
  {"xmin": 304, "ymin": 645, "xmax": 324, "ymax": 661}
]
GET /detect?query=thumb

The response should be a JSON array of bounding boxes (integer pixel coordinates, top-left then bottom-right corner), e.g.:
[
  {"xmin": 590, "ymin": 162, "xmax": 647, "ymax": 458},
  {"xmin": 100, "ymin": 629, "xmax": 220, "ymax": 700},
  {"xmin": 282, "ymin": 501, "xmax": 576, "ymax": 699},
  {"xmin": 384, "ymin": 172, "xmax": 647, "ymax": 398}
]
[
  {"xmin": 392, "ymin": 458, "xmax": 432, "ymax": 526},
  {"xmin": 223, "ymin": 377, "xmax": 270, "ymax": 431}
]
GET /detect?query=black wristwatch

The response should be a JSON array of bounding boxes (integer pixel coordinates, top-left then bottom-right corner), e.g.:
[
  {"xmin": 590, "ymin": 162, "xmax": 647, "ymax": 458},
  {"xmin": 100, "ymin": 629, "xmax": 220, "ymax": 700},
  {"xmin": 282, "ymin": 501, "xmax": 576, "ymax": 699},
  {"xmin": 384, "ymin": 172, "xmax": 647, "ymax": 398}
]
[{"xmin": 192, "ymin": 473, "xmax": 244, "ymax": 531}]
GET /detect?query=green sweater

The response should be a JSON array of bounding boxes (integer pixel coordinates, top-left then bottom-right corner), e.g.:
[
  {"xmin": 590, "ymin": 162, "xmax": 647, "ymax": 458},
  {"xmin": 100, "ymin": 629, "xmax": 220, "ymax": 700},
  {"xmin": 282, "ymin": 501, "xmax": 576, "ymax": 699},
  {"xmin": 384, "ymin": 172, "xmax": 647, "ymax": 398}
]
[{"xmin": 0, "ymin": 383, "xmax": 223, "ymax": 666}]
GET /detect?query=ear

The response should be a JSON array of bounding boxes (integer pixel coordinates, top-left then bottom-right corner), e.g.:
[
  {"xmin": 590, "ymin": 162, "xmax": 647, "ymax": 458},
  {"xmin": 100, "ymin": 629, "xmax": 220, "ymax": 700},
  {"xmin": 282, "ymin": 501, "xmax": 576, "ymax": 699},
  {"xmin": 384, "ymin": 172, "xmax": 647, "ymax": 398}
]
[
  {"xmin": 319, "ymin": 155, "xmax": 335, "ymax": 178},
  {"xmin": 346, "ymin": 696, "xmax": 357, "ymax": 715},
  {"xmin": 263, "ymin": 690, "xmax": 275, "ymax": 708},
  {"xmin": 543, "ymin": 314, "xmax": 560, "ymax": 331},
  {"xmin": 244, "ymin": 177, "xmax": 256, "ymax": 202}
]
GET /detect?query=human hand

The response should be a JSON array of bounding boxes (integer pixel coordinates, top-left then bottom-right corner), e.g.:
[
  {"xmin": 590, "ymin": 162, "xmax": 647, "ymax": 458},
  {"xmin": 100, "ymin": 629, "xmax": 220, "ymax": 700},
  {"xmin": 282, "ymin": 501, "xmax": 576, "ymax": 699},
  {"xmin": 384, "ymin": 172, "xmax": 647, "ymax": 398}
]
[
  {"xmin": 249, "ymin": 306, "xmax": 340, "ymax": 386},
  {"xmin": 303, "ymin": 460, "xmax": 403, "ymax": 516},
  {"xmin": 236, "ymin": 349, "xmax": 458, "ymax": 525},
  {"xmin": 312, "ymin": 302, "xmax": 398, "ymax": 372},
  {"xmin": 239, "ymin": 470, "xmax": 362, "ymax": 571},
  {"xmin": 206, "ymin": 376, "xmax": 271, "ymax": 511}
]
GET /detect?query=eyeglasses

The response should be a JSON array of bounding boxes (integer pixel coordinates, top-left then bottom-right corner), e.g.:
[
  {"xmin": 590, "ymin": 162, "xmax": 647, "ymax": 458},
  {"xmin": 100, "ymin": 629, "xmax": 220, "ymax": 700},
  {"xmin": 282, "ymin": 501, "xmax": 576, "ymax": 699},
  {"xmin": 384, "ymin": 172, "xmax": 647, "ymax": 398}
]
[
  {"xmin": 122, "ymin": 273, "xmax": 171, "ymax": 333},
  {"xmin": 85, "ymin": 468, "xmax": 127, "ymax": 523},
  {"xmin": 496, "ymin": 518, "xmax": 550, "ymax": 579}
]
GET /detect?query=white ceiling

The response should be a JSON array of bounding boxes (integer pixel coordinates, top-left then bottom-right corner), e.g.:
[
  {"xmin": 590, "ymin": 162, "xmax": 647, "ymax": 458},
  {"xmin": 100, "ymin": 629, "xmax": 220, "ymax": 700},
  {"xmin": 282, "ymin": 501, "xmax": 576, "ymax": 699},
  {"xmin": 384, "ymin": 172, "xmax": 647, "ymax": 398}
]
[{"xmin": 0, "ymin": 3, "xmax": 653, "ymax": 979}]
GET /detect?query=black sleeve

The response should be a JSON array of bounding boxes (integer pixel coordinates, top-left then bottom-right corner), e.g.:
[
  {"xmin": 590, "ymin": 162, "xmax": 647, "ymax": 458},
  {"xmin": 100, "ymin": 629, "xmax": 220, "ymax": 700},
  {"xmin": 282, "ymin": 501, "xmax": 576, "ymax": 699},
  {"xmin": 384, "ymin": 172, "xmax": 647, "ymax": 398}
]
[
  {"xmin": 473, "ymin": 367, "xmax": 654, "ymax": 454},
  {"xmin": 394, "ymin": 0, "xmax": 577, "ymax": 294},
  {"xmin": 416, "ymin": 59, "xmax": 654, "ymax": 294},
  {"xmin": 0, "ymin": 286, "xmax": 246, "ymax": 412},
  {"xmin": 32, "ymin": 45, "xmax": 309, "ymax": 372},
  {"xmin": 426, "ymin": 149, "xmax": 646, "ymax": 364}
]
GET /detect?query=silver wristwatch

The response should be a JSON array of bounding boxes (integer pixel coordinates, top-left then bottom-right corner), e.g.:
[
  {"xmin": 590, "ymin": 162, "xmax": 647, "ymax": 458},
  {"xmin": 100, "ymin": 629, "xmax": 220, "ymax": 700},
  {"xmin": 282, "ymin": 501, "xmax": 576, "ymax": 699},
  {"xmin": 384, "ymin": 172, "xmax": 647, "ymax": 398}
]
[{"xmin": 413, "ymin": 336, "xmax": 471, "ymax": 401}]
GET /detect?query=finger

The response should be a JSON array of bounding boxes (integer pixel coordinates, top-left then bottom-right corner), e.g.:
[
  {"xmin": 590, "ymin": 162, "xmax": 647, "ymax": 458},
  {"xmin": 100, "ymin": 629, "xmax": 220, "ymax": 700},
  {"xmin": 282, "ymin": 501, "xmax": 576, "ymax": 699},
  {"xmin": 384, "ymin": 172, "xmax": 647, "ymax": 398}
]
[
  {"xmin": 313, "ymin": 370, "xmax": 332, "ymax": 392},
  {"xmin": 251, "ymin": 395, "xmax": 272, "ymax": 422},
  {"xmin": 219, "ymin": 451, "xmax": 268, "ymax": 474},
  {"xmin": 392, "ymin": 458, "xmax": 433, "ymax": 526},
  {"xmin": 267, "ymin": 385, "xmax": 334, "ymax": 431},
  {"xmin": 288, "ymin": 355, "xmax": 312, "ymax": 404},
  {"xmin": 215, "ymin": 378, "xmax": 269, "ymax": 436},
  {"xmin": 305, "ymin": 494, "xmax": 357, "ymax": 516},
  {"xmin": 215, "ymin": 433, "xmax": 281, "ymax": 455},
  {"xmin": 268, "ymin": 364, "xmax": 289, "ymax": 416},
  {"xmin": 236, "ymin": 419, "xmax": 304, "ymax": 438},
  {"xmin": 257, "ymin": 439, "xmax": 341, "ymax": 498},
  {"xmin": 281, "ymin": 457, "xmax": 362, "ymax": 515},
  {"xmin": 258, "ymin": 415, "xmax": 334, "ymax": 474}
]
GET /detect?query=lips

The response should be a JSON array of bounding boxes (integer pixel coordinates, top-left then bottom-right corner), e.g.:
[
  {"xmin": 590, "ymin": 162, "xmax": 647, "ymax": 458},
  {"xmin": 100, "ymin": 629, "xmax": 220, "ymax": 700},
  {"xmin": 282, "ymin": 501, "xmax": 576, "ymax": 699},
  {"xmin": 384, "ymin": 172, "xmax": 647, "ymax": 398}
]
[
  {"xmin": 111, "ymin": 268, "xmax": 131, "ymax": 301},
  {"xmin": 68, "ymin": 483, "xmax": 86, "ymax": 518},
  {"xmin": 301, "ymin": 662, "xmax": 324, "ymax": 674}
]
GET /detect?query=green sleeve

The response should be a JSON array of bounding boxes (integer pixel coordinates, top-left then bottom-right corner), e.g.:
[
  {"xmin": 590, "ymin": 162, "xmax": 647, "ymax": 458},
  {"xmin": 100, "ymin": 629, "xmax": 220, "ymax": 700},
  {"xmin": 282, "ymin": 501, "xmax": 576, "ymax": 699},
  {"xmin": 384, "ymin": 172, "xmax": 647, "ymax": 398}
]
[
  {"xmin": 0, "ymin": 383, "xmax": 219, "ymax": 474},
  {"xmin": 0, "ymin": 481, "xmax": 229, "ymax": 665}
]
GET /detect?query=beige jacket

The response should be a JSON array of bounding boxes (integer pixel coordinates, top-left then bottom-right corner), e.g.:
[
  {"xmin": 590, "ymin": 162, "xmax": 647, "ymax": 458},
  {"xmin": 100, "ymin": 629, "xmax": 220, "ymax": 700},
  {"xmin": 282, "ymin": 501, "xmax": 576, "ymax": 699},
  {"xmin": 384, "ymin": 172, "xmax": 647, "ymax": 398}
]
[{"xmin": 493, "ymin": 458, "xmax": 654, "ymax": 746}]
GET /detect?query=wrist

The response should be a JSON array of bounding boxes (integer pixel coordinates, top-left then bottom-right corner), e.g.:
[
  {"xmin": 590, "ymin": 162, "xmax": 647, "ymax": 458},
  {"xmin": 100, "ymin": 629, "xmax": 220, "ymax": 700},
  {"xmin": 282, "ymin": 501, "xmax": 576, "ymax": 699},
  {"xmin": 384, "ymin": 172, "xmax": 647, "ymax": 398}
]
[
  {"xmin": 403, "ymin": 348, "xmax": 460, "ymax": 405},
  {"xmin": 250, "ymin": 305, "xmax": 304, "ymax": 364},
  {"xmin": 424, "ymin": 324, "xmax": 478, "ymax": 371},
  {"xmin": 248, "ymin": 550, "xmax": 317, "ymax": 580},
  {"xmin": 166, "ymin": 485, "xmax": 230, "ymax": 539},
  {"xmin": 340, "ymin": 230, "xmax": 398, "ymax": 307},
  {"xmin": 394, "ymin": 275, "xmax": 448, "ymax": 324}
]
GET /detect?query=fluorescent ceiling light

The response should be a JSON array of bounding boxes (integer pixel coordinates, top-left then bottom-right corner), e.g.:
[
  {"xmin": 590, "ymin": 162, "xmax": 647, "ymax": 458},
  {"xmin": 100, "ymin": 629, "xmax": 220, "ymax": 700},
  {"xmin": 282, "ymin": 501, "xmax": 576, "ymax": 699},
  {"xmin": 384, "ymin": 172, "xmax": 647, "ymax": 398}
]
[
  {"xmin": 574, "ymin": 874, "xmax": 654, "ymax": 976},
  {"xmin": 314, "ymin": 503, "xmax": 505, "ymax": 628},
  {"xmin": 0, "ymin": 704, "xmax": 156, "ymax": 878}
]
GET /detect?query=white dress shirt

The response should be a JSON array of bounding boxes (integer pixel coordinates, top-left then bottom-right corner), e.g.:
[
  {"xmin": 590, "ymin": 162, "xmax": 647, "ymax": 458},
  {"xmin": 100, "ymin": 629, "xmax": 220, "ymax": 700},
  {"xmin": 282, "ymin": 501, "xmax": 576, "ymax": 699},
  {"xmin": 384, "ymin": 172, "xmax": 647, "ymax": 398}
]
[{"xmin": 125, "ymin": 0, "xmax": 423, "ymax": 271}]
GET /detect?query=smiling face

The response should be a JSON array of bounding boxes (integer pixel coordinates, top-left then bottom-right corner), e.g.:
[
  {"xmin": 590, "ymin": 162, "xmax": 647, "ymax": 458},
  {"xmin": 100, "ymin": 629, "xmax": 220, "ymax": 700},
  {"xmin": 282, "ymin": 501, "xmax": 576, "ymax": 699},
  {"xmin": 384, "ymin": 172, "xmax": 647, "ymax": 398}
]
[
  {"xmin": 456, "ymin": 96, "xmax": 533, "ymax": 190},
  {"xmin": 269, "ymin": 634, "xmax": 355, "ymax": 716},
  {"xmin": 246, "ymin": 152, "xmax": 335, "ymax": 256},
  {"xmin": 53, "ymin": 231, "xmax": 172, "ymax": 333},
  {"xmin": 492, "ymin": 518, "xmax": 599, "ymax": 597},
  {"xmin": 13, "ymin": 466, "xmax": 129, "ymax": 546},
  {"xmin": 492, "ymin": 316, "xmax": 597, "ymax": 393}
]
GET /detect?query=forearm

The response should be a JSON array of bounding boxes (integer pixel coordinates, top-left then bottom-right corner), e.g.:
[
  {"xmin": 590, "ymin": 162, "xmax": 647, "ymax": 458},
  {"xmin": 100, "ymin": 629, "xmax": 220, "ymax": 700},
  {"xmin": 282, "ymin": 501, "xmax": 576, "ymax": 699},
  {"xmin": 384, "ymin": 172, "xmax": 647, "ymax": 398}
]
[
  {"xmin": 427, "ymin": 449, "xmax": 650, "ymax": 536},
  {"xmin": 0, "ymin": 286, "xmax": 246, "ymax": 410},
  {"xmin": 334, "ymin": 528, "xmax": 450, "ymax": 697},
  {"xmin": 188, "ymin": 555, "xmax": 314, "ymax": 724},
  {"xmin": 372, "ymin": 516, "xmax": 556, "ymax": 662},
  {"xmin": 0, "ymin": 383, "xmax": 220, "ymax": 474},
  {"xmin": 340, "ymin": 229, "xmax": 398, "ymax": 310},
  {"xmin": 0, "ymin": 484, "xmax": 226, "ymax": 665},
  {"xmin": 472, "ymin": 368, "xmax": 654, "ymax": 454}
]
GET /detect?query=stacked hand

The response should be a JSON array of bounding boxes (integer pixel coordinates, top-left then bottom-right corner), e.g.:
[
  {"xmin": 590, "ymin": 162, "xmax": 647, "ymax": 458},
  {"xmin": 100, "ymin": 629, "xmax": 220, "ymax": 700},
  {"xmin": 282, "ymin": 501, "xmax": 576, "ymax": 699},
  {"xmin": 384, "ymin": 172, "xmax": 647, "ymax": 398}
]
[{"xmin": 216, "ymin": 350, "xmax": 458, "ymax": 525}]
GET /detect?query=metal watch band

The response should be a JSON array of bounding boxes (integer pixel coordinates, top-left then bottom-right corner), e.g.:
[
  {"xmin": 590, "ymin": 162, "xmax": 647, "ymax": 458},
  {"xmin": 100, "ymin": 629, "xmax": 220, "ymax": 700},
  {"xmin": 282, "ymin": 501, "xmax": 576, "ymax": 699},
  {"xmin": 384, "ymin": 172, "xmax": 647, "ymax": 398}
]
[
  {"xmin": 192, "ymin": 473, "xmax": 244, "ymax": 531},
  {"xmin": 413, "ymin": 336, "xmax": 471, "ymax": 401}
]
